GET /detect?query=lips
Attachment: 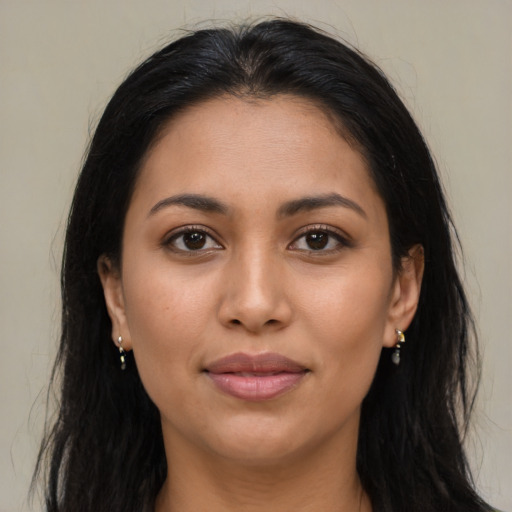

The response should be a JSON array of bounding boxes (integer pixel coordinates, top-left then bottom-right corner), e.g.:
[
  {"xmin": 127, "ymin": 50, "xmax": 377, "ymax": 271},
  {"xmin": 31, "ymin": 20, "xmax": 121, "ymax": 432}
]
[{"xmin": 204, "ymin": 352, "xmax": 309, "ymax": 401}]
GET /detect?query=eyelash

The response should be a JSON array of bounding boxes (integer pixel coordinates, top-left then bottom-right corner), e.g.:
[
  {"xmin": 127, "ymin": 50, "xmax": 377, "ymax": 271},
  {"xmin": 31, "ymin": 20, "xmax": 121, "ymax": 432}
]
[
  {"xmin": 163, "ymin": 224, "xmax": 351, "ymax": 255},
  {"xmin": 163, "ymin": 226, "xmax": 223, "ymax": 254},
  {"xmin": 289, "ymin": 224, "xmax": 351, "ymax": 254}
]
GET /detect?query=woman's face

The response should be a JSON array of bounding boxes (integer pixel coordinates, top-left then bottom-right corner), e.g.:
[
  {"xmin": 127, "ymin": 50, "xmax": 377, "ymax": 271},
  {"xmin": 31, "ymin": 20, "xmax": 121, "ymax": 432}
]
[{"xmin": 100, "ymin": 95, "xmax": 421, "ymax": 465}]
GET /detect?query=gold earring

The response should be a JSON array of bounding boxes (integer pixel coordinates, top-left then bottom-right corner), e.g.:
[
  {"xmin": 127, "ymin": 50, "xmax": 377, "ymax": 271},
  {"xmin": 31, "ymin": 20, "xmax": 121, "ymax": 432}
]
[
  {"xmin": 391, "ymin": 329, "xmax": 405, "ymax": 366},
  {"xmin": 117, "ymin": 335, "xmax": 127, "ymax": 370}
]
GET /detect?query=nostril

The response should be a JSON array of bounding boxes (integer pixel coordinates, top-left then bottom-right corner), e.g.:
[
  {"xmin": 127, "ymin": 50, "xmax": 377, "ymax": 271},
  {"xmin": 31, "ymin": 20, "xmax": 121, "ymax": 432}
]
[{"xmin": 229, "ymin": 318, "xmax": 279, "ymax": 328}]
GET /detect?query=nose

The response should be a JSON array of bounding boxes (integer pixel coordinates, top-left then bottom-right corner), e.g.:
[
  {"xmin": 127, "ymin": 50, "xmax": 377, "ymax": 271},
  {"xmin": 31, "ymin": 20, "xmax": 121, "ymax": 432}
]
[{"xmin": 217, "ymin": 247, "xmax": 293, "ymax": 334}]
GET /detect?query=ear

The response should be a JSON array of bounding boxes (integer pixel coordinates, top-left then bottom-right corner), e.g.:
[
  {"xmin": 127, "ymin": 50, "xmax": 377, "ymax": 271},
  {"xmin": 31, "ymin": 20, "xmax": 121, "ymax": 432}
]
[
  {"xmin": 383, "ymin": 244, "xmax": 424, "ymax": 348},
  {"xmin": 97, "ymin": 255, "xmax": 132, "ymax": 351}
]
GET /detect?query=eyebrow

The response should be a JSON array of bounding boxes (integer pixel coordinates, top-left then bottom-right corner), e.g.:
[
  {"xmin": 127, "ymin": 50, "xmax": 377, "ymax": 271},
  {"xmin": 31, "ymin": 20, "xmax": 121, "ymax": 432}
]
[
  {"xmin": 148, "ymin": 192, "xmax": 366, "ymax": 219},
  {"xmin": 148, "ymin": 194, "xmax": 230, "ymax": 217},
  {"xmin": 277, "ymin": 193, "xmax": 367, "ymax": 219}
]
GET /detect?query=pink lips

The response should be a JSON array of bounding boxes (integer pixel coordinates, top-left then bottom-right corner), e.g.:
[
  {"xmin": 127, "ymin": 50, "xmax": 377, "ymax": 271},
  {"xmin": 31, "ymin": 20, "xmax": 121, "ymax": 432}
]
[{"xmin": 204, "ymin": 352, "xmax": 308, "ymax": 401}]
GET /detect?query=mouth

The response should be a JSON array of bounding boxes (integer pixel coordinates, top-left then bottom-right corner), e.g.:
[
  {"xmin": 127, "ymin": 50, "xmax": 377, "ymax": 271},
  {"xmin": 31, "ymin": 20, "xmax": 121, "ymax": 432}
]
[{"xmin": 204, "ymin": 352, "xmax": 309, "ymax": 401}]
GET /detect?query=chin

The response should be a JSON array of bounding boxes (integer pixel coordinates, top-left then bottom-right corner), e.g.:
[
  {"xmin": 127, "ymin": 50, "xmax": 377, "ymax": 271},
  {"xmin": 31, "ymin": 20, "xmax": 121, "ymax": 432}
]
[
  {"xmin": 197, "ymin": 413, "xmax": 310, "ymax": 463},
  {"xmin": 214, "ymin": 439, "xmax": 307, "ymax": 468},
  {"xmin": 202, "ymin": 412, "xmax": 341, "ymax": 468}
]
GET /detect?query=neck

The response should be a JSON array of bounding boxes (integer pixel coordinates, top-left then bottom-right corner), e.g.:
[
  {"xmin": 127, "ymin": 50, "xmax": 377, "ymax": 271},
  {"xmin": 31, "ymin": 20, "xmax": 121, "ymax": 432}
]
[{"xmin": 155, "ymin": 427, "xmax": 372, "ymax": 512}]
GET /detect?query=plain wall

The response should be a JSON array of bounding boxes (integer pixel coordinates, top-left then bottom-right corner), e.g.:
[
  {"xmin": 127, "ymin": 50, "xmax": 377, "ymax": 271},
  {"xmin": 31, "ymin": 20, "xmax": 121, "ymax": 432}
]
[{"xmin": 1, "ymin": 1, "xmax": 510, "ymax": 510}]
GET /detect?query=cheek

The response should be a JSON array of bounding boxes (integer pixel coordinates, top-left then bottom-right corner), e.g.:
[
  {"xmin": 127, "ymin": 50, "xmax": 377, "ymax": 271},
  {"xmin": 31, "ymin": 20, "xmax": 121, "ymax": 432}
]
[
  {"xmin": 121, "ymin": 264, "xmax": 215, "ymax": 402},
  {"xmin": 303, "ymin": 261, "xmax": 391, "ymax": 330},
  {"xmin": 123, "ymin": 258, "xmax": 215, "ymax": 338},
  {"xmin": 299, "ymin": 262, "xmax": 391, "ymax": 384}
]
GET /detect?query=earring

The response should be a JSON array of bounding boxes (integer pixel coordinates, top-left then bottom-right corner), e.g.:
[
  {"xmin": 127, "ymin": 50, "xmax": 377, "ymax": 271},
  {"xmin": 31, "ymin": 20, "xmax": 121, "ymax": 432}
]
[
  {"xmin": 391, "ymin": 329, "xmax": 405, "ymax": 366},
  {"xmin": 117, "ymin": 335, "xmax": 127, "ymax": 370}
]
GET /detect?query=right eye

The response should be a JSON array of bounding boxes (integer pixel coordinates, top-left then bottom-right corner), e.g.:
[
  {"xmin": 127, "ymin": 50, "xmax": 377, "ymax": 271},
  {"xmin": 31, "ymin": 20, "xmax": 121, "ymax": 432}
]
[{"xmin": 165, "ymin": 227, "xmax": 223, "ymax": 253}]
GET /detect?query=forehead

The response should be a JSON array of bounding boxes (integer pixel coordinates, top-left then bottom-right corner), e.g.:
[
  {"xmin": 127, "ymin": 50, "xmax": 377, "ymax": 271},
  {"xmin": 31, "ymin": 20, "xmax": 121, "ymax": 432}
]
[{"xmin": 130, "ymin": 94, "xmax": 382, "ymax": 217}]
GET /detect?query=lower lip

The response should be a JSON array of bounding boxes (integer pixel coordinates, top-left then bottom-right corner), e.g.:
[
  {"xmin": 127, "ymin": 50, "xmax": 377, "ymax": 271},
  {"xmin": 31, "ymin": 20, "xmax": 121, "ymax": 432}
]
[{"xmin": 206, "ymin": 372, "xmax": 307, "ymax": 401}]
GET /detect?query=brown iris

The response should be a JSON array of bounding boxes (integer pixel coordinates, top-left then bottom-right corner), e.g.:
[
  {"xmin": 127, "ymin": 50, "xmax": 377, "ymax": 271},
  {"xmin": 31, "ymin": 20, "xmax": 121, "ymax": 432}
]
[
  {"xmin": 183, "ymin": 232, "xmax": 207, "ymax": 250},
  {"xmin": 305, "ymin": 232, "xmax": 329, "ymax": 250}
]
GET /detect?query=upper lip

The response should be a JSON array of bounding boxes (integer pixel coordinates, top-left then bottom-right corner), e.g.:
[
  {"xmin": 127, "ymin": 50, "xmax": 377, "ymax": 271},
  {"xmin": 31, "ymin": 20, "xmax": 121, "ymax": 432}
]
[{"xmin": 204, "ymin": 352, "xmax": 307, "ymax": 374}]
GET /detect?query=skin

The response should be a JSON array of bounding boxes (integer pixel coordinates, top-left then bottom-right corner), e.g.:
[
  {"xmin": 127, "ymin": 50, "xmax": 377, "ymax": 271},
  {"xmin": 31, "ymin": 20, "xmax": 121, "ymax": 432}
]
[{"xmin": 99, "ymin": 95, "xmax": 423, "ymax": 512}]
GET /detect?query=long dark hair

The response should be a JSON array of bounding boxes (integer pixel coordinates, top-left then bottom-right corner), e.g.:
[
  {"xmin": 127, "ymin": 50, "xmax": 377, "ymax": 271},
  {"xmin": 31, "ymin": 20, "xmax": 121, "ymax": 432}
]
[{"xmin": 34, "ymin": 19, "xmax": 492, "ymax": 512}]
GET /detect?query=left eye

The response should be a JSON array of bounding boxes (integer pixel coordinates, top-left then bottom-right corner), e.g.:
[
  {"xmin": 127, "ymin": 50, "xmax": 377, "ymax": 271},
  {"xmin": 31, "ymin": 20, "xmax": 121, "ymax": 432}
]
[
  {"xmin": 290, "ymin": 230, "xmax": 345, "ymax": 251},
  {"xmin": 167, "ymin": 230, "xmax": 222, "ymax": 252}
]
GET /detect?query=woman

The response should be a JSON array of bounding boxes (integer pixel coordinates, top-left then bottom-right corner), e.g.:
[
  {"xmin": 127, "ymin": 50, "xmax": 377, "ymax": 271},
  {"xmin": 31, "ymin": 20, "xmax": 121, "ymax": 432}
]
[{"xmin": 34, "ymin": 18, "xmax": 494, "ymax": 512}]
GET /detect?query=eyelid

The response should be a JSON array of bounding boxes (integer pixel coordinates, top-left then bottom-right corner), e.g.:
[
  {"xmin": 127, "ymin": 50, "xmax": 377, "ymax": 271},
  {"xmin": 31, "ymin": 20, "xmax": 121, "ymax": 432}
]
[
  {"xmin": 288, "ymin": 224, "xmax": 352, "ymax": 251},
  {"xmin": 162, "ymin": 225, "xmax": 224, "ymax": 253}
]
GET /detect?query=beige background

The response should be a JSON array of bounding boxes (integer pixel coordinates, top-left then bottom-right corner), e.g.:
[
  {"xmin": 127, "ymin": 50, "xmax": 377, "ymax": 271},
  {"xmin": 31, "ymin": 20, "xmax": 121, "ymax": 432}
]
[{"xmin": 1, "ymin": 1, "xmax": 510, "ymax": 510}]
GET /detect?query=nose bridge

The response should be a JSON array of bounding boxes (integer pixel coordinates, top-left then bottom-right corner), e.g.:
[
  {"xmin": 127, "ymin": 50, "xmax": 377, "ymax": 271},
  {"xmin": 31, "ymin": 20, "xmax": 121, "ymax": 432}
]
[{"xmin": 219, "ymin": 240, "xmax": 291, "ymax": 331}]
